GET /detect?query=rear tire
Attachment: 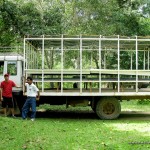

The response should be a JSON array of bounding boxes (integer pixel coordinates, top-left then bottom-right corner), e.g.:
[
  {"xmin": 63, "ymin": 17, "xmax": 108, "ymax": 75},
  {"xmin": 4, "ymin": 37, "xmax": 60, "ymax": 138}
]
[{"xmin": 96, "ymin": 97, "xmax": 121, "ymax": 120}]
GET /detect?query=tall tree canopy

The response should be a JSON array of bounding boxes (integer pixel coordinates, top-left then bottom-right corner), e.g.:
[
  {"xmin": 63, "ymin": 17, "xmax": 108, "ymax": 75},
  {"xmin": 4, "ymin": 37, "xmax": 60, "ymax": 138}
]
[{"xmin": 0, "ymin": 0, "xmax": 149, "ymax": 46}]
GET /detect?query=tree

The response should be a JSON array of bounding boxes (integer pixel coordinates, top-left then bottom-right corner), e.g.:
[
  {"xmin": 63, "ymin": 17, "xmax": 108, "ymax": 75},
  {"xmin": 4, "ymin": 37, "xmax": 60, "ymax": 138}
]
[
  {"xmin": 0, "ymin": 0, "xmax": 63, "ymax": 46},
  {"xmin": 0, "ymin": 0, "xmax": 149, "ymax": 70},
  {"xmin": 116, "ymin": 0, "xmax": 150, "ymax": 36}
]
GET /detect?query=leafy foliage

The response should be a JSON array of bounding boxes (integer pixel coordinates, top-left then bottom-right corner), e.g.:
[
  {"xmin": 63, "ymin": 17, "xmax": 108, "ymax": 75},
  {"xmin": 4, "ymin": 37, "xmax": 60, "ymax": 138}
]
[
  {"xmin": 0, "ymin": 0, "xmax": 150, "ymax": 46},
  {"xmin": 0, "ymin": 0, "xmax": 63, "ymax": 46},
  {"xmin": 0, "ymin": 0, "xmax": 149, "ymax": 69},
  {"xmin": 137, "ymin": 99, "xmax": 150, "ymax": 105}
]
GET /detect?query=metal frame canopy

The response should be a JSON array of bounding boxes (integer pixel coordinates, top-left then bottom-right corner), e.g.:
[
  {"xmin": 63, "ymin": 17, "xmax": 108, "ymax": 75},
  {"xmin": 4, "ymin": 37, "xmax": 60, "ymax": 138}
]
[
  {"xmin": 24, "ymin": 35, "xmax": 150, "ymax": 50},
  {"xmin": 24, "ymin": 35, "xmax": 150, "ymax": 96}
]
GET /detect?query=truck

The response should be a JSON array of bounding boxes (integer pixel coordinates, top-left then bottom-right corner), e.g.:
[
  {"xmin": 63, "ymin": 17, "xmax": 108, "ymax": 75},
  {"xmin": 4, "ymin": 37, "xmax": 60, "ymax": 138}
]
[{"xmin": 0, "ymin": 35, "xmax": 150, "ymax": 119}]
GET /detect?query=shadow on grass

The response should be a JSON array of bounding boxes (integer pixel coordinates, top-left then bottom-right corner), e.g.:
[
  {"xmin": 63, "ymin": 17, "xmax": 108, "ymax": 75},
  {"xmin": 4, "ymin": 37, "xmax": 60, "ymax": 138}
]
[
  {"xmin": 36, "ymin": 109, "xmax": 98, "ymax": 119},
  {"xmin": 34, "ymin": 110, "xmax": 150, "ymax": 120},
  {"xmin": 1, "ymin": 108, "xmax": 149, "ymax": 120},
  {"xmin": 119, "ymin": 111, "xmax": 150, "ymax": 120}
]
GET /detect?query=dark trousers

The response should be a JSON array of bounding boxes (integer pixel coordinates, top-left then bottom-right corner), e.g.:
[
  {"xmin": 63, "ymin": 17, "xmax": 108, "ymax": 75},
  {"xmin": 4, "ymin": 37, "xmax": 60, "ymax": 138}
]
[{"xmin": 22, "ymin": 97, "xmax": 36, "ymax": 119}]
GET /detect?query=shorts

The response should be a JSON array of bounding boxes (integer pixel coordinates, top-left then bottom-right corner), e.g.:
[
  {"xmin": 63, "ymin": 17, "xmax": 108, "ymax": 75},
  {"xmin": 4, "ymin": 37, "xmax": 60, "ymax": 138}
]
[{"xmin": 2, "ymin": 97, "xmax": 14, "ymax": 108}]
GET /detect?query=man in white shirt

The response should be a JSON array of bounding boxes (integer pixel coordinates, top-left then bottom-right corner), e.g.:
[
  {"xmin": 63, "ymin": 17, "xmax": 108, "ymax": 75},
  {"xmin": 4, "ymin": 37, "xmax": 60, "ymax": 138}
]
[{"xmin": 22, "ymin": 77, "xmax": 40, "ymax": 121}]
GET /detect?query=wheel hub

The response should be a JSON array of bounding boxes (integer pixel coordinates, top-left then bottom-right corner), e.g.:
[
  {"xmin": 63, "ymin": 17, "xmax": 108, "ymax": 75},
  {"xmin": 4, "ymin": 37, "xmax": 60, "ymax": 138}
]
[{"xmin": 103, "ymin": 102, "xmax": 115, "ymax": 115}]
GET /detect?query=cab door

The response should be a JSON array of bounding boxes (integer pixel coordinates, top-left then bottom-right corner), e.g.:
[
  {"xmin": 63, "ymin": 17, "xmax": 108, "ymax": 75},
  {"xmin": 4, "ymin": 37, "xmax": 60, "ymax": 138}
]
[
  {"xmin": 6, "ymin": 60, "xmax": 23, "ymax": 86},
  {"xmin": 0, "ymin": 60, "xmax": 5, "ymax": 82}
]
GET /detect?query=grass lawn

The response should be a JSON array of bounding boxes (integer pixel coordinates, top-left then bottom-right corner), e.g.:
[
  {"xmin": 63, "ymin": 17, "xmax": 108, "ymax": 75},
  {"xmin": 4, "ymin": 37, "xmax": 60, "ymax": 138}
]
[
  {"xmin": 121, "ymin": 100, "xmax": 150, "ymax": 111},
  {"xmin": 0, "ymin": 100, "xmax": 149, "ymax": 150}
]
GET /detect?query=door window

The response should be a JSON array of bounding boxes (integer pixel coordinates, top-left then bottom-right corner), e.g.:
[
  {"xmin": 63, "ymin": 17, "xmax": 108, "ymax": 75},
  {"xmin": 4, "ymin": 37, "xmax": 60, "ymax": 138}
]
[
  {"xmin": 7, "ymin": 61, "xmax": 17, "ymax": 75},
  {"xmin": 0, "ymin": 61, "xmax": 4, "ymax": 75}
]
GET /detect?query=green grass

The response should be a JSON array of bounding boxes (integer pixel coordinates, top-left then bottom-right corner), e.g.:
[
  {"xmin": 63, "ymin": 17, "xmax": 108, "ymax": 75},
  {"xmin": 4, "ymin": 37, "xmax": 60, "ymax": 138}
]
[
  {"xmin": 0, "ymin": 117, "xmax": 149, "ymax": 150},
  {"xmin": 0, "ymin": 101, "xmax": 150, "ymax": 150},
  {"xmin": 121, "ymin": 100, "xmax": 150, "ymax": 111}
]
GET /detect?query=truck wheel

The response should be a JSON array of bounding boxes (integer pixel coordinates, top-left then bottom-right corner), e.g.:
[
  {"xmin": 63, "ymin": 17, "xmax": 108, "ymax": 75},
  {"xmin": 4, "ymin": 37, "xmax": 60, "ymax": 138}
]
[{"xmin": 96, "ymin": 97, "xmax": 121, "ymax": 120}]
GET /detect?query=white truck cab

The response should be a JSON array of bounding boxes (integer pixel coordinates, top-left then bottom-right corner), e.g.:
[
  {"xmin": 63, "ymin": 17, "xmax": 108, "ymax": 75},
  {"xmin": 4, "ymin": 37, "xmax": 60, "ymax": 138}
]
[{"xmin": 0, "ymin": 54, "xmax": 23, "ymax": 96}]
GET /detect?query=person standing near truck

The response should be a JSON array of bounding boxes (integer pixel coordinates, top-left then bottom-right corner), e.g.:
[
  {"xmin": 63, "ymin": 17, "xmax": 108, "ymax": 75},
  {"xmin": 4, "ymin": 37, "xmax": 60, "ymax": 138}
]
[
  {"xmin": 0, "ymin": 73, "xmax": 20, "ymax": 117},
  {"xmin": 22, "ymin": 76, "xmax": 40, "ymax": 121}
]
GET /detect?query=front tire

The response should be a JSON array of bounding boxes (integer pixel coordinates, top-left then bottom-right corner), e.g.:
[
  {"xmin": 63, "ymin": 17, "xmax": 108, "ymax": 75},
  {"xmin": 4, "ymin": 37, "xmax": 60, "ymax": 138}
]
[{"xmin": 96, "ymin": 97, "xmax": 121, "ymax": 120}]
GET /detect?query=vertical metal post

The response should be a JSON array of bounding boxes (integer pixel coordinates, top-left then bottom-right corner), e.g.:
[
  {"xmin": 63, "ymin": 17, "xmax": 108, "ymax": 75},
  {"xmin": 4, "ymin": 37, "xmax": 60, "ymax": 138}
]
[
  {"xmin": 130, "ymin": 51, "xmax": 133, "ymax": 70},
  {"xmin": 144, "ymin": 51, "xmax": 145, "ymax": 70},
  {"xmin": 26, "ymin": 44, "xmax": 28, "ymax": 69},
  {"xmin": 23, "ymin": 37, "xmax": 26, "ymax": 94},
  {"xmin": 33, "ymin": 47, "xmax": 35, "ymax": 69},
  {"xmin": 61, "ymin": 34, "xmax": 64, "ymax": 94},
  {"xmin": 117, "ymin": 35, "xmax": 120, "ymax": 92},
  {"xmin": 42, "ymin": 35, "xmax": 45, "ymax": 92},
  {"xmin": 135, "ymin": 36, "xmax": 138, "ymax": 92},
  {"xmin": 104, "ymin": 48, "xmax": 106, "ymax": 69},
  {"xmin": 29, "ymin": 44, "xmax": 32, "ymax": 69},
  {"xmin": 80, "ymin": 35, "xmax": 82, "ymax": 94},
  {"xmin": 90, "ymin": 51, "xmax": 92, "ymax": 69},
  {"xmin": 99, "ymin": 35, "xmax": 102, "ymax": 93},
  {"xmin": 148, "ymin": 51, "xmax": 149, "ymax": 70},
  {"xmin": 36, "ymin": 49, "xmax": 39, "ymax": 69},
  {"xmin": 23, "ymin": 37, "xmax": 26, "ymax": 71},
  {"xmin": 33, "ymin": 51, "xmax": 35, "ymax": 69},
  {"xmin": 31, "ymin": 45, "xmax": 33, "ymax": 69}
]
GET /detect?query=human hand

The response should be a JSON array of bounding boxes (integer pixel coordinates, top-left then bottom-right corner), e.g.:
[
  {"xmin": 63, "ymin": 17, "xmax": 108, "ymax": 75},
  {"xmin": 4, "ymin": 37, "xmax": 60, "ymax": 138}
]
[{"xmin": 36, "ymin": 96, "xmax": 40, "ymax": 101}]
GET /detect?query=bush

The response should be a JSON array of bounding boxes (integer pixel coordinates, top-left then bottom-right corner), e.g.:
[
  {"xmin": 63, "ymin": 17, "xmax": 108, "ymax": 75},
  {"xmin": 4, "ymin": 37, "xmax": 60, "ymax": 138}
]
[{"xmin": 137, "ymin": 99, "xmax": 150, "ymax": 105}]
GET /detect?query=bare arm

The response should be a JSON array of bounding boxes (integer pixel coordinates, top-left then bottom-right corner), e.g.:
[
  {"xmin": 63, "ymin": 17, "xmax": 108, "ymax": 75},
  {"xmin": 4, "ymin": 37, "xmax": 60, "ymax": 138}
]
[
  {"xmin": 15, "ymin": 85, "xmax": 22, "ymax": 88},
  {"xmin": 36, "ymin": 91, "xmax": 40, "ymax": 100},
  {"xmin": 0, "ymin": 88, "xmax": 2, "ymax": 101}
]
